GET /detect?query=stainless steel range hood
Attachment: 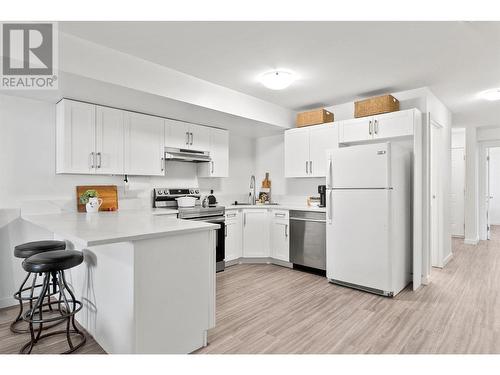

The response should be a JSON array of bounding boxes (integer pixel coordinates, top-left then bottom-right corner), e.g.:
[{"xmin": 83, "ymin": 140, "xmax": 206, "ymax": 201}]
[{"xmin": 164, "ymin": 147, "xmax": 211, "ymax": 162}]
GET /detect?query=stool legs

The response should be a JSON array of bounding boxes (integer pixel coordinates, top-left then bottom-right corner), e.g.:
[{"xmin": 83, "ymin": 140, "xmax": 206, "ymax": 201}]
[{"xmin": 19, "ymin": 270, "xmax": 86, "ymax": 354}]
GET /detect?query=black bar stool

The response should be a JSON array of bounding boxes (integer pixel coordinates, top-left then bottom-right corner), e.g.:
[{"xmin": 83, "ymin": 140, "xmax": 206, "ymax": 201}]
[
  {"xmin": 11, "ymin": 240, "xmax": 66, "ymax": 333},
  {"xmin": 19, "ymin": 250, "xmax": 86, "ymax": 354}
]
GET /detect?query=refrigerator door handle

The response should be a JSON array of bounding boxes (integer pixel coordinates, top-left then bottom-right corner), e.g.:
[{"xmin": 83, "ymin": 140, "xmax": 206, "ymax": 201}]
[
  {"xmin": 326, "ymin": 156, "xmax": 332, "ymax": 188},
  {"xmin": 328, "ymin": 189, "xmax": 333, "ymax": 223}
]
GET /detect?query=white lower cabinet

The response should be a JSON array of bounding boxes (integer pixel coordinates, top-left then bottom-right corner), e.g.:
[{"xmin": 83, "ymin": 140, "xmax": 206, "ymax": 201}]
[
  {"xmin": 225, "ymin": 210, "xmax": 243, "ymax": 261},
  {"xmin": 242, "ymin": 209, "xmax": 270, "ymax": 258},
  {"xmin": 225, "ymin": 208, "xmax": 290, "ymax": 265},
  {"xmin": 270, "ymin": 210, "xmax": 290, "ymax": 262}
]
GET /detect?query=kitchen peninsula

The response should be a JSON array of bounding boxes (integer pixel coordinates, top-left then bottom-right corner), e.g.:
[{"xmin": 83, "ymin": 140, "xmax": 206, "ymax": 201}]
[{"xmin": 22, "ymin": 210, "xmax": 219, "ymax": 354}]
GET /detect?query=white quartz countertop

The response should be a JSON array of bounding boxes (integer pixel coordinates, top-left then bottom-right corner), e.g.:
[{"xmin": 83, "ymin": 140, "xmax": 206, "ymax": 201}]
[
  {"xmin": 224, "ymin": 204, "xmax": 326, "ymax": 213},
  {"xmin": 22, "ymin": 210, "xmax": 218, "ymax": 247}
]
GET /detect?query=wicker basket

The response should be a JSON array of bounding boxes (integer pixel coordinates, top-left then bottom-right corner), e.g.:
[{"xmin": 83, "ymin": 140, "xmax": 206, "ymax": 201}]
[
  {"xmin": 354, "ymin": 95, "xmax": 399, "ymax": 118},
  {"xmin": 296, "ymin": 109, "xmax": 334, "ymax": 127}
]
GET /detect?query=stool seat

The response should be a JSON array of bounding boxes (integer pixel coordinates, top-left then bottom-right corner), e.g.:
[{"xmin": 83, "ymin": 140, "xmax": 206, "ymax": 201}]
[
  {"xmin": 14, "ymin": 240, "xmax": 66, "ymax": 259},
  {"xmin": 22, "ymin": 250, "xmax": 83, "ymax": 274}
]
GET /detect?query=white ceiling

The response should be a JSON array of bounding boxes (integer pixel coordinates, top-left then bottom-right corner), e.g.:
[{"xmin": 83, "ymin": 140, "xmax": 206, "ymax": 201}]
[{"xmin": 60, "ymin": 21, "xmax": 500, "ymax": 127}]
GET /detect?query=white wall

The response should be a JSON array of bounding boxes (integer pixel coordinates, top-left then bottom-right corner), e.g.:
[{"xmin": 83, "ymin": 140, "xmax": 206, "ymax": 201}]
[
  {"xmin": 0, "ymin": 93, "xmax": 255, "ymax": 307},
  {"xmin": 488, "ymin": 148, "xmax": 500, "ymax": 225}
]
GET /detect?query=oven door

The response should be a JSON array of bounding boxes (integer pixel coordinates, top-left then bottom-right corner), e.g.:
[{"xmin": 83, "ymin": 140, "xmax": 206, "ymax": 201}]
[{"xmin": 188, "ymin": 216, "xmax": 225, "ymax": 272}]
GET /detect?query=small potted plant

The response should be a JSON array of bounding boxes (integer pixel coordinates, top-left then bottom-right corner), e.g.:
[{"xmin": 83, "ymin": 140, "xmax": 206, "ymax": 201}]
[{"xmin": 80, "ymin": 189, "xmax": 103, "ymax": 213}]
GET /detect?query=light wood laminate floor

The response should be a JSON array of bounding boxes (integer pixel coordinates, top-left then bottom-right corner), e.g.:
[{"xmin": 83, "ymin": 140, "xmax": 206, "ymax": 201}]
[{"xmin": 1, "ymin": 228, "xmax": 499, "ymax": 354}]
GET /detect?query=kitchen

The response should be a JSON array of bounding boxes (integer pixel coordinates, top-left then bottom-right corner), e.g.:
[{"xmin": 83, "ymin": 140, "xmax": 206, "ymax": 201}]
[{"xmin": 1, "ymin": 15, "xmax": 500, "ymax": 371}]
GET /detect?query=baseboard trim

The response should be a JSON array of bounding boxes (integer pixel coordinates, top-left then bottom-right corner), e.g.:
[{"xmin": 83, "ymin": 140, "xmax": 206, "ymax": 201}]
[
  {"xmin": 443, "ymin": 252, "xmax": 453, "ymax": 267},
  {"xmin": 0, "ymin": 296, "xmax": 16, "ymax": 309},
  {"xmin": 464, "ymin": 237, "xmax": 479, "ymax": 245},
  {"xmin": 225, "ymin": 257, "xmax": 293, "ymax": 269}
]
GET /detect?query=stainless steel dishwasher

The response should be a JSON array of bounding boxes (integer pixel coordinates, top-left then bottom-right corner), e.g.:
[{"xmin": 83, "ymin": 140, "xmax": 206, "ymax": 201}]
[{"xmin": 289, "ymin": 210, "xmax": 326, "ymax": 271}]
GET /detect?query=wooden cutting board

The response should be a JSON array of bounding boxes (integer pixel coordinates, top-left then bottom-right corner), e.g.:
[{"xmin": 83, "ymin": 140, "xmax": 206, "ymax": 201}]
[{"xmin": 76, "ymin": 185, "xmax": 118, "ymax": 212}]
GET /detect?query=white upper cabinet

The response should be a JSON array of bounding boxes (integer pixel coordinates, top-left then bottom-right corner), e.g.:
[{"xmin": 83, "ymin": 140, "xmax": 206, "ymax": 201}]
[
  {"xmin": 284, "ymin": 123, "xmax": 338, "ymax": 178},
  {"xmin": 165, "ymin": 119, "xmax": 190, "ymax": 149},
  {"xmin": 190, "ymin": 124, "xmax": 210, "ymax": 151},
  {"xmin": 95, "ymin": 106, "xmax": 125, "ymax": 175},
  {"xmin": 124, "ymin": 112, "xmax": 165, "ymax": 176},
  {"xmin": 56, "ymin": 100, "xmax": 96, "ymax": 174},
  {"xmin": 198, "ymin": 128, "xmax": 229, "ymax": 178},
  {"xmin": 165, "ymin": 119, "xmax": 210, "ymax": 151},
  {"xmin": 339, "ymin": 109, "xmax": 415, "ymax": 144}
]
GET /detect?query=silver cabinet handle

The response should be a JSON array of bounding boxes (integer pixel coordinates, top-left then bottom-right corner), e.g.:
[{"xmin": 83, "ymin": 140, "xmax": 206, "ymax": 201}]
[
  {"xmin": 161, "ymin": 157, "xmax": 165, "ymax": 172},
  {"xmin": 225, "ymin": 225, "xmax": 227, "ymax": 237},
  {"xmin": 226, "ymin": 213, "xmax": 237, "ymax": 218},
  {"xmin": 190, "ymin": 132, "xmax": 193, "ymax": 145},
  {"xmin": 186, "ymin": 132, "xmax": 189, "ymax": 145},
  {"xmin": 328, "ymin": 190, "xmax": 333, "ymax": 222},
  {"xmin": 96, "ymin": 152, "xmax": 102, "ymax": 168},
  {"xmin": 374, "ymin": 119, "xmax": 379, "ymax": 134},
  {"xmin": 369, "ymin": 120, "xmax": 373, "ymax": 135},
  {"xmin": 211, "ymin": 161, "xmax": 214, "ymax": 173},
  {"xmin": 310, "ymin": 160, "xmax": 312, "ymax": 174},
  {"xmin": 89, "ymin": 152, "xmax": 95, "ymax": 169},
  {"xmin": 243, "ymin": 213, "xmax": 246, "ymax": 226},
  {"xmin": 306, "ymin": 161, "xmax": 309, "ymax": 174},
  {"xmin": 285, "ymin": 224, "xmax": 288, "ymax": 238}
]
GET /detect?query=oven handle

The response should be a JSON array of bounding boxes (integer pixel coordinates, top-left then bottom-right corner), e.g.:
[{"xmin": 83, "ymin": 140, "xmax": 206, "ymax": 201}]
[{"xmin": 187, "ymin": 216, "xmax": 225, "ymax": 223}]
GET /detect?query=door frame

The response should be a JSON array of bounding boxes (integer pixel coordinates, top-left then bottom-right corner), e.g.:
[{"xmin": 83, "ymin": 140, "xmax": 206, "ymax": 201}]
[
  {"xmin": 450, "ymin": 147, "xmax": 466, "ymax": 238},
  {"xmin": 478, "ymin": 141, "xmax": 500, "ymax": 240},
  {"xmin": 430, "ymin": 120, "xmax": 444, "ymax": 268}
]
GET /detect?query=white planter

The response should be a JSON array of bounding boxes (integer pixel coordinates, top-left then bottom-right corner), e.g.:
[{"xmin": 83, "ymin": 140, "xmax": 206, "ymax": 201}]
[{"xmin": 86, "ymin": 197, "xmax": 103, "ymax": 213}]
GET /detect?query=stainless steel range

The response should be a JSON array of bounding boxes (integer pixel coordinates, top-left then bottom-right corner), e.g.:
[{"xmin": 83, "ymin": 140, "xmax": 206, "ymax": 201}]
[{"xmin": 153, "ymin": 188, "xmax": 225, "ymax": 272}]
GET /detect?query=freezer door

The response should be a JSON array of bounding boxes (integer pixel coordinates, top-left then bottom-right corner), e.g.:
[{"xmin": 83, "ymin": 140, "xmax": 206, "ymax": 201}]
[
  {"xmin": 326, "ymin": 189, "xmax": 391, "ymax": 293},
  {"xmin": 332, "ymin": 143, "xmax": 390, "ymax": 188}
]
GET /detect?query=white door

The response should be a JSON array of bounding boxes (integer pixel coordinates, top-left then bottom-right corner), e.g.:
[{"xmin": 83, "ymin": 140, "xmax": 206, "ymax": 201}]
[
  {"xmin": 373, "ymin": 109, "xmax": 414, "ymax": 139},
  {"xmin": 209, "ymin": 128, "xmax": 229, "ymax": 177},
  {"xmin": 284, "ymin": 128, "xmax": 310, "ymax": 177},
  {"xmin": 124, "ymin": 112, "xmax": 165, "ymax": 176},
  {"xmin": 430, "ymin": 123, "xmax": 442, "ymax": 267},
  {"xmin": 242, "ymin": 209, "xmax": 270, "ymax": 257},
  {"xmin": 56, "ymin": 100, "xmax": 96, "ymax": 174},
  {"xmin": 308, "ymin": 124, "xmax": 338, "ymax": 177},
  {"xmin": 450, "ymin": 148, "xmax": 465, "ymax": 236},
  {"xmin": 189, "ymin": 124, "xmax": 210, "ymax": 151},
  {"xmin": 95, "ymin": 106, "xmax": 125, "ymax": 175},
  {"xmin": 339, "ymin": 117, "xmax": 372, "ymax": 143},
  {"xmin": 331, "ymin": 143, "xmax": 389, "ymax": 188},
  {"xmin": 165, "ymin": 119, "xmax": 190, "ymax": 149},
  {"xmin": 327, "ymin": 189, "xmax": 391, "ymax": 292},
  {"xmin": 271, "ymin": 211, "xmax": 289, "ymax": 262},
  {"xmin": 225, "ymin": 211, "xmax": 242, "ymax": 262}
]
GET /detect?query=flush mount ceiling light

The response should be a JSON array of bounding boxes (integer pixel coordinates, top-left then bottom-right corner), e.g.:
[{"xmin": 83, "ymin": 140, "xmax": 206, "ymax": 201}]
[
  {"xmin": 479, "ymin": 88, "xmax": 500, "ymax": 101},
  {"xmin": 259, "ymin": 70, "xmax": 296, "ymax": 90}
]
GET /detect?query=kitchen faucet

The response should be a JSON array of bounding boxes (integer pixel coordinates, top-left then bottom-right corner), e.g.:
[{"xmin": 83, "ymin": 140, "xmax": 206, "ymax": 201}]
[{"xmin": 249, "ymin": 175, "xmax": 256, "ymax": 205}]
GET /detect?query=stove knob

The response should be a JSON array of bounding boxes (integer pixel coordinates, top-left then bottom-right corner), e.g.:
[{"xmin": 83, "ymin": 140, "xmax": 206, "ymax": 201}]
[
  {"xmin": 164, "ymin": 190, "xmax": 169, "ymax": 195},
  {"xmin": 189, "ymin": 189, "xmax": 194, "ymax": 194},
  {"xmin": 157, "ymin": 190, "xmax": 163, "ymax": 195},
  {"xmin": 195, "ymin": 189, "xmax": 199, "ymax": 194}
]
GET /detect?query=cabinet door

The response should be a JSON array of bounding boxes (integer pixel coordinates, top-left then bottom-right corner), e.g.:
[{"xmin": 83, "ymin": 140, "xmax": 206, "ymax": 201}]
[
  {"xmin": 339, "ymin": 117, "xmax": 372, "ymax": 143},
  {"xmin": 308, "ymin": 124, "xmax": 338, "ymax": 177},
  {"xmin": 189, "ymin": 124, "xmax": 210, "ymax": 151},
  {"xmin": 208, "ymin": 128, "xmax": 229, "ymax": 177},
  {"xmin": 95, "ymin": 106, "xmax": 124, "ymax": 175},
  {"xmin": 165, "ymin": 119, "xmax": 190, "ymax": 149},
  {"xmin": 242, "ymin": 209, "xmax": 270, "ymax": 258},
  {"xmin": 284, "ymin": 128, "xmax": 310, "ymax": 177},
  {"xmin": 124, "ymin": 112, "xmax": 164, "ymax": 176},
  {"xmin": 373, "ymin": 109, "xmax": 414, "ymax": 139},
  {"xmin": 271, "ymin": 211, "xmax": 289, "ymax": 262},
  {"xmin": 56, "ymin": 100, "xmax": 96, "ymax": 174},
  {"xmin": 225, "ymin": 211, "xmax": 242, "ymax": 262}
]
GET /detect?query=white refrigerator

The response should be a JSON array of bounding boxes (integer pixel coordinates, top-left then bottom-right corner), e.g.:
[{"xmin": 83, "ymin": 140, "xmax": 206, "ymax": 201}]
[{"xmin": 325, "ymin": 142, "xmax": 411, "ymax": 297}]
